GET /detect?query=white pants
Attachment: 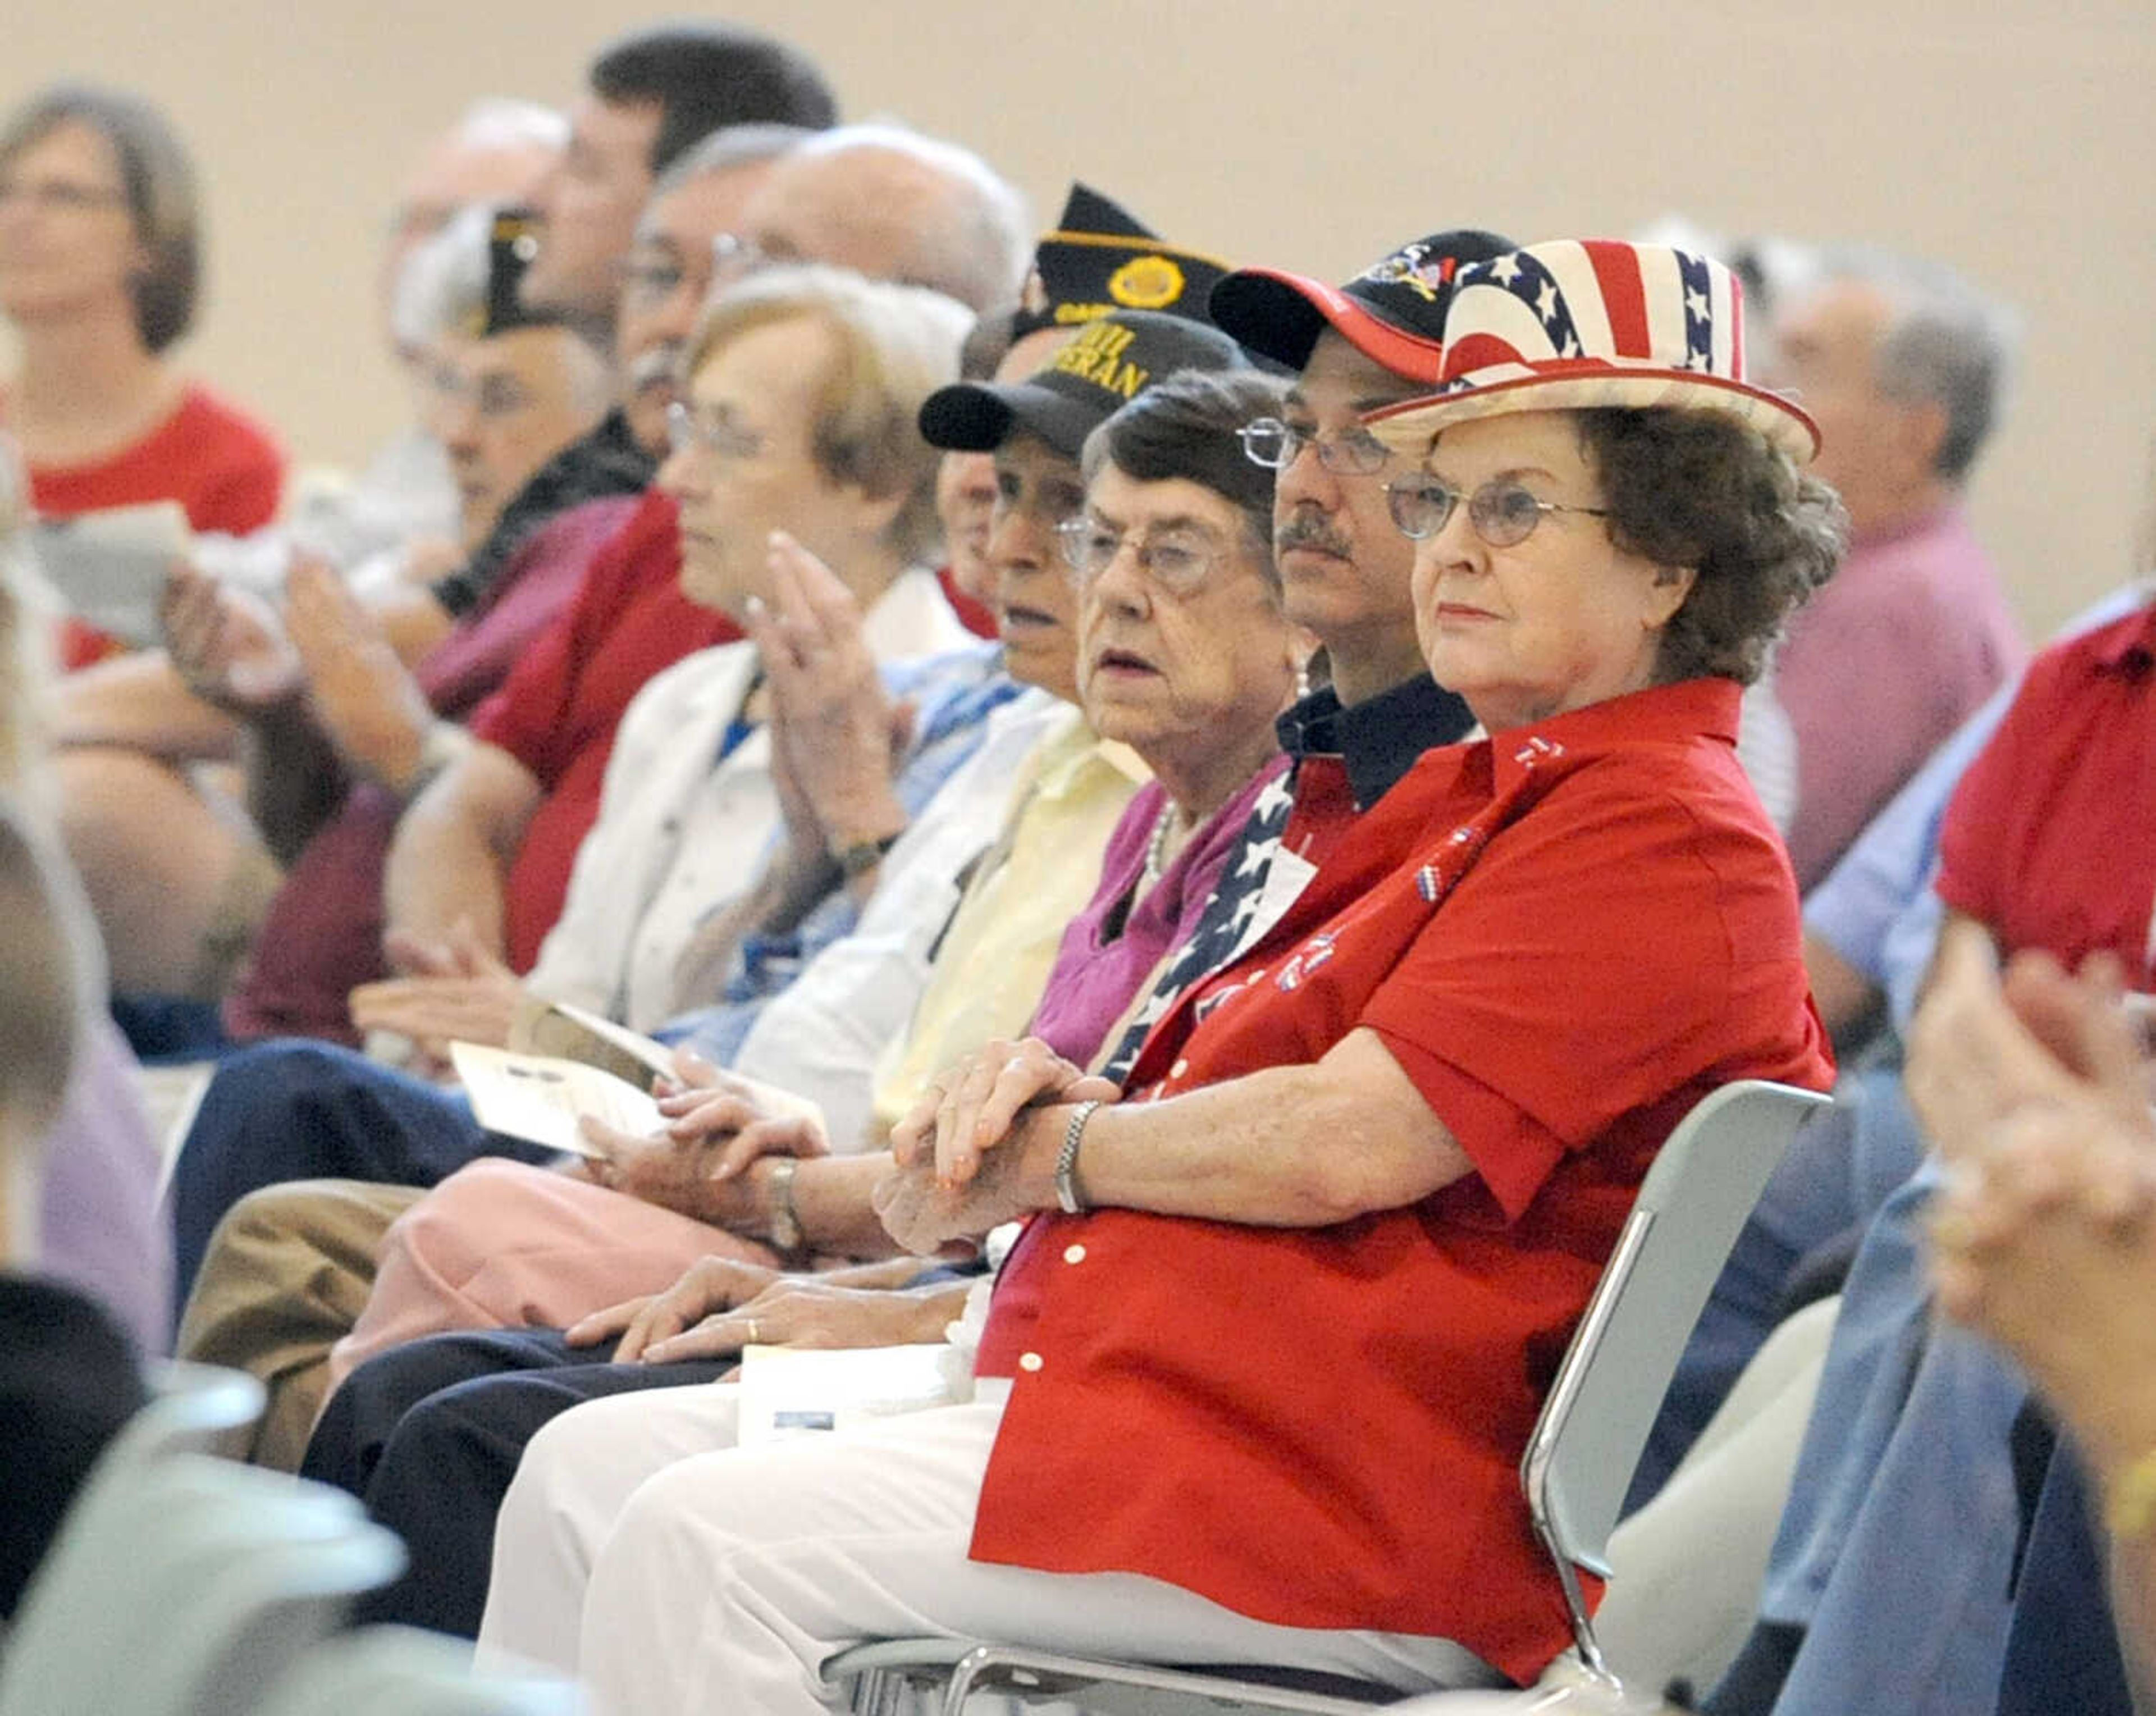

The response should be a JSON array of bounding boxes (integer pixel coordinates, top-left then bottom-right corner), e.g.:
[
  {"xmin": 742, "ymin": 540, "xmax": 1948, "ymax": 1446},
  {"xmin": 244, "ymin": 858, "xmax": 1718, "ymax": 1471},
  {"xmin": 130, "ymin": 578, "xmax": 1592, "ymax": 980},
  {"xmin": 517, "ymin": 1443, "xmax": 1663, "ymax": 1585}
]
[
  {"xmin": 510, "ymin": 1386, "xmax": 1493, "ymax": 1715},
  {"xmin": 479, "ymin": 1379, "xmax": 749, "ymax": 1670}
]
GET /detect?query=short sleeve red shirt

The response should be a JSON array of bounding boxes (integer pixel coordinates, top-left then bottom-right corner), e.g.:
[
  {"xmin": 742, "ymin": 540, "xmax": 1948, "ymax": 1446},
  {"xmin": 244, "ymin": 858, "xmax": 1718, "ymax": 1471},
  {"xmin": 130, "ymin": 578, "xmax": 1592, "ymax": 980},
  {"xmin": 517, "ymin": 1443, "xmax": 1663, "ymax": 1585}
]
[
  {"xmin": 24, "ymin": 382, "xmax": 287, "ymax": 668},
  {"xmin": 467, "ymin": 490, "xmax": 738, "ymax": 971},
  {"xmin": 25, "ymin": 382, "xmax": 285, "ymax": 535},
  {"xmin": 970, "ymin": 678, "xmax": 1831, "ymax": 1683},
  {"xmin": 1935, "ymin": 604, "xmax": 2156, "ymax": 978}
]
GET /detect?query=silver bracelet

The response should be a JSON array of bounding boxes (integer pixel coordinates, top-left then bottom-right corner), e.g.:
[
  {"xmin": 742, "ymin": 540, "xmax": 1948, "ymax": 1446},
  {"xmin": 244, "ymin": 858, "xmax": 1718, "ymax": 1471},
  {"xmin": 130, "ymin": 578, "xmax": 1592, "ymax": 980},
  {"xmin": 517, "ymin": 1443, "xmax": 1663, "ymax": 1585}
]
[{"xmin": 1056, "ymin": 1099, "xmax": 1102, "ymax": 1215}]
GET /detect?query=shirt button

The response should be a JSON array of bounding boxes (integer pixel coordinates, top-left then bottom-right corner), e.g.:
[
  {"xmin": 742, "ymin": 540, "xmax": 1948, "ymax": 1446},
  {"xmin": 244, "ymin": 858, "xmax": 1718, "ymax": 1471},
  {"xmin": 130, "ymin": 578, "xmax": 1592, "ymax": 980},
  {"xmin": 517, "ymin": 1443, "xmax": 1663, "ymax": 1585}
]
[
  {"xmin": 1170, "ymin": 1059, "xmax": 1189, "ymax": 1079},
  {"xmin": 1062, "ymin": 1244, "xmax": 1086, "ymax": 1265},
  {"xmin": 1018, "ymin": 1352, "xmax": 1044, "ymax": 1373}
]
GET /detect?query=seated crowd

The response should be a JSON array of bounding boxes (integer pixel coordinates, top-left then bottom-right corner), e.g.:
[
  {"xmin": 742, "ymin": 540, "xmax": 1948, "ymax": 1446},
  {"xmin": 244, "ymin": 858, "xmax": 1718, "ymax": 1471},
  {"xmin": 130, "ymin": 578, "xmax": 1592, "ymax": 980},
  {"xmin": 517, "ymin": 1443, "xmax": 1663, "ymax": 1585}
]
[{"xmin": 5, "ymin": 16, "xmax": 2152, "ymax": 1716}]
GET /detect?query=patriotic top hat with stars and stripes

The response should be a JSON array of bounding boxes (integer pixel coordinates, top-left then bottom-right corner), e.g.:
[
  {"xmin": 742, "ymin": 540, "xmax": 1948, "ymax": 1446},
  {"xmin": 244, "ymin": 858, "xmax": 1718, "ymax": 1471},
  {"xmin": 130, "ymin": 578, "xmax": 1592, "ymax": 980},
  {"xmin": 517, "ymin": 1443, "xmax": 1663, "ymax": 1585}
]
[{"xmin": 1364, "ymin": 239, "xmax": 1820, "ymax": 463}]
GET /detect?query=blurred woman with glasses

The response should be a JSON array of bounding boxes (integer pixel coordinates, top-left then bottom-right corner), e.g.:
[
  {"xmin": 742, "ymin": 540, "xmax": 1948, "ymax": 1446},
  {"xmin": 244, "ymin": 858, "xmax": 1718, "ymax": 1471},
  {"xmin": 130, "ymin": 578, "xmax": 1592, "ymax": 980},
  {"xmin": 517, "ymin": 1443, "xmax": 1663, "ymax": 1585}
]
[{"xmin": 0, "ymin": 84, "xmax": 285, "ymax": 665}]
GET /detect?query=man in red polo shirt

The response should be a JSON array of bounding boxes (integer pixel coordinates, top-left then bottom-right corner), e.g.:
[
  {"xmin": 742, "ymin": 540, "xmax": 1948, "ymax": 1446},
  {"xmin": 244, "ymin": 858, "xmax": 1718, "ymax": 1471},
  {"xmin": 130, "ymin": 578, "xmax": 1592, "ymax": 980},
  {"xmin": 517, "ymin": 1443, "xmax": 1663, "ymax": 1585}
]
[{"xmin": 382, "ymin": 122, "xmax": 1029, "ymax": 963}]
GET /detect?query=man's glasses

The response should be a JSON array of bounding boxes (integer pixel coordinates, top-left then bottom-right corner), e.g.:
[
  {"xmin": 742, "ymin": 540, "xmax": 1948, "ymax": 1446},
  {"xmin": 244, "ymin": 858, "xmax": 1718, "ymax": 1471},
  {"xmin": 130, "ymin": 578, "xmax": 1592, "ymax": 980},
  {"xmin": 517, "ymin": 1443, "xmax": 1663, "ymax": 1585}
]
[
  {"xmin": 1055, "ymin": 517, "xmax": 1226, "ymax": 596},
  {"xmin": 1237, "ymin": 417, "xmax": 1389, "ymax": 476},
  {"xmin": 1385, "ymin": 475, "xmax": 1610, "ymax": 547},
  {"xmin": 665, "ymin": 401, "xmax": 766, "ymax": 462},
  {"xmin": 426, "ymin": 367, "xmax": 536, "ymax": 422},
  {"xmin": 617, "ymin": 234, "xmax": 766, "ymax": 305}
]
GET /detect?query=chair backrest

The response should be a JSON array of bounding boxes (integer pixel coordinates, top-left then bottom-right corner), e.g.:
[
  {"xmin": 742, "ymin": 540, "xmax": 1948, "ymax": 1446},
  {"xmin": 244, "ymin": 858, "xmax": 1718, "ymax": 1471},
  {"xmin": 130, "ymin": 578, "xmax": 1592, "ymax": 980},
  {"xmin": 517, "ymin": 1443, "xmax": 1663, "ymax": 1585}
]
[
  {"xmin": 1520, "ymin": 1079, "xmax": 1831, "ymax": 1674},
  {"xmin": 0, "ymin": 1452, "xmax": 404, "ymax": 1716},
  {"xmin": 123, "ymin": 1358, "xmax": 269, "ymax": 1462},
  {"xmin": 253, "ymin": 1626, "xmax": 586, "ymax": 1716}
]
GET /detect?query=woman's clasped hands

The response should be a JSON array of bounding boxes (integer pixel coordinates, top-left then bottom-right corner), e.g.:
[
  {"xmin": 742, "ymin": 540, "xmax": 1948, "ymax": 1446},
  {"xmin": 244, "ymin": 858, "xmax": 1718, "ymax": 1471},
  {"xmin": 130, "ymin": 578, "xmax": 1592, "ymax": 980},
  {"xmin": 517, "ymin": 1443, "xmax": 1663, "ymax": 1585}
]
[{"xmin": 876, "ymin": 1035, "xmax": 1117, "ymax": 1254}]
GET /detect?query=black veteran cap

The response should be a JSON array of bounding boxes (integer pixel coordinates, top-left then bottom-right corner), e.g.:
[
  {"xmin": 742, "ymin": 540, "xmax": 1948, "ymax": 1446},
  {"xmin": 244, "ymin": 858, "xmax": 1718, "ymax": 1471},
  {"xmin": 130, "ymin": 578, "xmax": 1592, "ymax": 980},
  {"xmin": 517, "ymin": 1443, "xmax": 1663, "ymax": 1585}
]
[
  {"xmin": 919, "ymin": 309, "xmax": 1249, "ymax": 459},
  {"xmin": 1208, "ymin": 227, "xmax": 1515, "ymax": 382},
  {"xmin": 1011, "ymin": 184, "xmax": 1234, "ymax": 341}
]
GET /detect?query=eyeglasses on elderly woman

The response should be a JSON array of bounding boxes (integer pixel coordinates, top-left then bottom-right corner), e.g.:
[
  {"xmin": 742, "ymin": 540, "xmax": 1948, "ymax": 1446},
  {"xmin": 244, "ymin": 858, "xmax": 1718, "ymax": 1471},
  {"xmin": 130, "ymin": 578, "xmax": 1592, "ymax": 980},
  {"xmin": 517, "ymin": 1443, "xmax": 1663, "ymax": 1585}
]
[
  {"xmin": 1054, "ymin": 515, "xmax": 1237, "ymax": 596},
  {"xmin": 1384, "ymin": 473, "xmax": 1609, "ymax": 549},
  {"xmin": 664, "ymin": 400, "xmax": 768, "ymax": 462}
]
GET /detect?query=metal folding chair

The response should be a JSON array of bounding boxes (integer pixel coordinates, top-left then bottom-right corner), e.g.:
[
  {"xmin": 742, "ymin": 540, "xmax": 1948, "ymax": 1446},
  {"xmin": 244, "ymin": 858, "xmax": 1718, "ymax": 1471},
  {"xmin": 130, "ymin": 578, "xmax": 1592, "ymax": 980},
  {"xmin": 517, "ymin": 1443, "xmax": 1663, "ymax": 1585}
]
[{"xmin": 822, "ymin": 1079, "xmax": 1832, "ymax": 1715}]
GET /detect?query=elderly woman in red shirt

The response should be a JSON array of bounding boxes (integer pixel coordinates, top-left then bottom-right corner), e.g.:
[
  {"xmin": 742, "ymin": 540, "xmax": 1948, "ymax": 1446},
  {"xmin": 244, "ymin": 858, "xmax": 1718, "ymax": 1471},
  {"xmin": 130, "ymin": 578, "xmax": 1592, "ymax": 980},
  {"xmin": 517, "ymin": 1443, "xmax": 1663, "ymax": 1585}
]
[{"xmin": 570, "ymin": 240, "xmax": 1845, "ymax": 1712}]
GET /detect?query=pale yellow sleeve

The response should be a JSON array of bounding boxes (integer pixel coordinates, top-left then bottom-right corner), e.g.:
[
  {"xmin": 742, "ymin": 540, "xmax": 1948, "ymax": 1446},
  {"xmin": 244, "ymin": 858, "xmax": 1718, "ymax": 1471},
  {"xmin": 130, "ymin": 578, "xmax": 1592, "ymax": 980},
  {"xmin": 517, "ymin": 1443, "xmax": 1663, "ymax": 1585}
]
[{"xmin": 865, "ymin": 733, "xmax": 1148, "ymax": 1142}]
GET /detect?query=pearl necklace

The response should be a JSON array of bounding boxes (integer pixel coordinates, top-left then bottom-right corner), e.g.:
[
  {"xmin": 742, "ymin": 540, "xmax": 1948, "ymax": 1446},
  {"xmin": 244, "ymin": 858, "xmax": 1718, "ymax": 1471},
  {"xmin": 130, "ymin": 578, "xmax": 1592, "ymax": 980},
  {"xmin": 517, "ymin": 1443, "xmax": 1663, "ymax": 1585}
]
[{"xmin": 1139, "ymin": 799, "xmax": 1181, "ymax": 896}]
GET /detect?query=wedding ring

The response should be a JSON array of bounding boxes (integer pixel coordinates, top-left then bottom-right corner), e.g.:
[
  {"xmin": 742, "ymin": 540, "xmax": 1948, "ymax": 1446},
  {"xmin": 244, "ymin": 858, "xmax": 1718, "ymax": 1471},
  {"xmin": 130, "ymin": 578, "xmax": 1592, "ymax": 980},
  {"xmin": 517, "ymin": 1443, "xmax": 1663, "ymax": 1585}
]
[{"xmin": 744, "ymin": 1318, "xmax": 762, "ymax": 1345}]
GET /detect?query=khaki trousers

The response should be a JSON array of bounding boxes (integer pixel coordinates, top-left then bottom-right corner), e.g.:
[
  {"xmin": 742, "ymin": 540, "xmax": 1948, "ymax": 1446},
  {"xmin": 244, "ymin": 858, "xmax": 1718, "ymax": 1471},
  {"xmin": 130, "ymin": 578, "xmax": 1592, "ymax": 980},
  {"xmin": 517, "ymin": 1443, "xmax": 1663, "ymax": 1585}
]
[{"xmin": 173, "ymin": 1178, "xmax": 420, "ymax": 1469}]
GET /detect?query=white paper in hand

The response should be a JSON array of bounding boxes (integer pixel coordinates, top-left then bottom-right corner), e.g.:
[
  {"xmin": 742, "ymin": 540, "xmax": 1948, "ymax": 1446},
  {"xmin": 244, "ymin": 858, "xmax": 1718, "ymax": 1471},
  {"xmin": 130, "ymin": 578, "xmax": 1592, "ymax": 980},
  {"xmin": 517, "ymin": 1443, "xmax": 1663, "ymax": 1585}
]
[
  {"xmin": 27, "ymin": 501, "xmax": 193, "ymax": 647},
  {"xmin": 515, "ymin": 1000, "xmax": 829, "ymax": 1143},
  {"xmin": 450, "ymin": 1040, "xmax": 664, "ymax": 1157}
]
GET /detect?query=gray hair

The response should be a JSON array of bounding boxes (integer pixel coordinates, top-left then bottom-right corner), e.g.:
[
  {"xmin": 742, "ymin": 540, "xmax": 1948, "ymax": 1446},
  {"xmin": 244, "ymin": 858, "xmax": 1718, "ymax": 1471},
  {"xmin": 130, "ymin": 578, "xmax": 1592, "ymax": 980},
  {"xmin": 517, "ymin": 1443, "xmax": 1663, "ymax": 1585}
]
[
  {"xmin": 1817, "ymin": 247, "xmax": 2021, "ymax": 483},
  {"xmin": 652, "ymin": 123, "xmax": 811, "ymax": 199},
  {"xmin": 687, "ymin": 263, "xmax": 974, "ymax": 564},
  {"xmin": 389, "ymin": 202, "xmax": 496, "ymax": 353},
  {"xmin": 446, "ymin": 97, "xmax": 567, "ymax": 156},
  {"xmin": 793, "ymin": 121, "xmax": 1031, "ymax": 314},
  {"xmin": 1080, "ymin": 369, "xmax": 1289, "ymax": 595}
]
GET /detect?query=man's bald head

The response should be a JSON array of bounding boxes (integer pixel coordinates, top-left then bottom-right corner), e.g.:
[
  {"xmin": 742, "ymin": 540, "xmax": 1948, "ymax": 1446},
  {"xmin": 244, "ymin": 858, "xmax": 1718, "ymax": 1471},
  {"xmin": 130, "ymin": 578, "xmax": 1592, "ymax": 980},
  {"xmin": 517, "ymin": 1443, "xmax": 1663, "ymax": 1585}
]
[{"xmin": 739, "ymin": 122, "xmax": 1027, "ymax": 313}]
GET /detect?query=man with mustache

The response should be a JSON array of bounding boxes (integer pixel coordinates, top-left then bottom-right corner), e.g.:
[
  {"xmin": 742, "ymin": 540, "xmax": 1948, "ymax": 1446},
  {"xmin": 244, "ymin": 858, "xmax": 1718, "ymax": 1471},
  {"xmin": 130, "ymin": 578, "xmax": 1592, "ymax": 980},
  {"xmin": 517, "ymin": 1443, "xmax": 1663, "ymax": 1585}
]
[{"xmin": 1090, "ymin": 228, "xmax": 1511, "ymax": 1006}]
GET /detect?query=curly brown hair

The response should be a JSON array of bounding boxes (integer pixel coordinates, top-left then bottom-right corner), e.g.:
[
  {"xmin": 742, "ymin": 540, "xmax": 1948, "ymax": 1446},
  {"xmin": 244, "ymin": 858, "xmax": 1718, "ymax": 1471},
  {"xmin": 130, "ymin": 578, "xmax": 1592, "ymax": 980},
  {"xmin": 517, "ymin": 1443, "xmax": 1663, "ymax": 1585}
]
[{"xmin": 1575, "ymin": 408, "xmax": 1847, "ymax": 685}]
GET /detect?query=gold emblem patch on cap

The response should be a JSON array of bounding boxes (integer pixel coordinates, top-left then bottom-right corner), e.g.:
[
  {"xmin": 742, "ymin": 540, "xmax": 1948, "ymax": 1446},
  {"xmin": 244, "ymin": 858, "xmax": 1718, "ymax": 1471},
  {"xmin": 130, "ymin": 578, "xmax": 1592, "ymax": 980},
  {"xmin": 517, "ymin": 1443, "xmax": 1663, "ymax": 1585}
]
[
  {"xmin": 1052, "ymin": 319, "xmax": 1150, "ymax": 399},
  {"xmin": 1108, "ymin": 254, "xmax": 1185, "ymax": 311}
]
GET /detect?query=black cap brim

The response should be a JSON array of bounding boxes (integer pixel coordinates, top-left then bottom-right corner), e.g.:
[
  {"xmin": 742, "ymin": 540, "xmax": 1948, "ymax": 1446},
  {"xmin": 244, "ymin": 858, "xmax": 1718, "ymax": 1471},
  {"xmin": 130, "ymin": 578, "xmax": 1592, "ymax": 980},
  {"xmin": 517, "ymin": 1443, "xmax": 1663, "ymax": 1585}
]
[
  {"xmin": 918, "ymin": 377, "xmax": 1103, "ymax": 460},
  {"xmin": 1208, "ymin": 272, "xmax": 1333, "ymax": 371}
]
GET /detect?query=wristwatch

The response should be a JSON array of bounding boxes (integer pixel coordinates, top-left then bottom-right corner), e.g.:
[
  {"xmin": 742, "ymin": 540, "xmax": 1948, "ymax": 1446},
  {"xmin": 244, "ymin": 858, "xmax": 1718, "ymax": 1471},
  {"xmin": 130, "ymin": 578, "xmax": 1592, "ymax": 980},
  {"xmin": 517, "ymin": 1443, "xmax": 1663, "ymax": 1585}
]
[
  {"xmin": 830, "ymin": 829, "xmax": 902, "ymax": 878},
  {"xmin": 765, "ymin": 1157, "xmax": 804, "ymax": 1253}
]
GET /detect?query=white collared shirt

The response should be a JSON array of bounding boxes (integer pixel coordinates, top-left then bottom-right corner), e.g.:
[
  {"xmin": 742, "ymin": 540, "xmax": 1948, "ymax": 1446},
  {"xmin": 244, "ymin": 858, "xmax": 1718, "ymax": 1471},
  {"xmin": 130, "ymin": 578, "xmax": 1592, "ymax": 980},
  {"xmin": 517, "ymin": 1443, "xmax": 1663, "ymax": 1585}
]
[{"xmin": 527, "ymin": 567, "xmax": 970, "ymax": 1030}]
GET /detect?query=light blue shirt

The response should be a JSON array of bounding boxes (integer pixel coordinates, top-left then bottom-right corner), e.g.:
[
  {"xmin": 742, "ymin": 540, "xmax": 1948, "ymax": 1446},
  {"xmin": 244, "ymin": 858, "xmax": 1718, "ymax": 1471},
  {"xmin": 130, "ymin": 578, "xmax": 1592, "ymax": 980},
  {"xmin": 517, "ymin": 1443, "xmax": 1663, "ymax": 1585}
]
[{"xmin": 660, "ymin": 643, "xmax": 1021, "ymax": 1065}]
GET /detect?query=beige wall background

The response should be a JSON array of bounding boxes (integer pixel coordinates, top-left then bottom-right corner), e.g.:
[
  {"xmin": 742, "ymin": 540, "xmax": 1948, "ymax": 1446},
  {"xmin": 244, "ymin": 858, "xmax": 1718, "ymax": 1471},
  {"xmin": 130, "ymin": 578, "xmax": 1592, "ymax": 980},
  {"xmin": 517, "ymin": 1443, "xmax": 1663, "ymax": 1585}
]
[{"xmin": 6, "ymin": 0, "xmax": 2153, "ymax": 638}]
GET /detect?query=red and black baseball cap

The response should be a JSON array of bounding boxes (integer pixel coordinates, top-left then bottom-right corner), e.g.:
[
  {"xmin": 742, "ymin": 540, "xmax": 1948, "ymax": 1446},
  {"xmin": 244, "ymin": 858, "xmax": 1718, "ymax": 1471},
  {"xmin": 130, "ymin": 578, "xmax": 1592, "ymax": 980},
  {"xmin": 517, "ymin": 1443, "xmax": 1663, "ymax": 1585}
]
[{"xmin": 1208, "ymin": 228, "xmax": 1514, "ymax": 382}]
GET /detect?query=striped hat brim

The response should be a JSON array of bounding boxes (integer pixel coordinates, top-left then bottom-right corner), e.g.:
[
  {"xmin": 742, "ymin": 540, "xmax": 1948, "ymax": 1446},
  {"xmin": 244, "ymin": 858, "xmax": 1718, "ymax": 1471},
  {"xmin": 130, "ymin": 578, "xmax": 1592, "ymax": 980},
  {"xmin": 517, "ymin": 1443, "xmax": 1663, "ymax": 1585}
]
[{"xmin": 1364, "ymin": 363, "xmax": 1820, "ymax": 463}]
